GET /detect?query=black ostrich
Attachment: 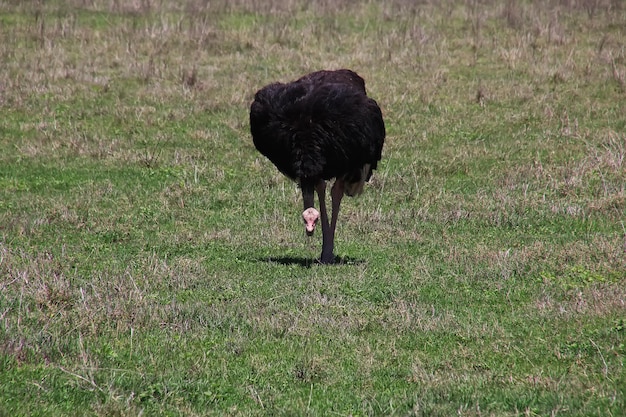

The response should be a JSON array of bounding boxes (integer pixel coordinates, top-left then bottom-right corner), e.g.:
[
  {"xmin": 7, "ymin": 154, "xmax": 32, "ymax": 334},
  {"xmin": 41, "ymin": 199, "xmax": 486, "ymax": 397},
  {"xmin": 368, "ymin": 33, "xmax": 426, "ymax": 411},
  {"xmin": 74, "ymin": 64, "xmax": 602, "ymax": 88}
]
[{"xmin": 250, "ymin": 69, "xmax": 385, "ymax": 264}]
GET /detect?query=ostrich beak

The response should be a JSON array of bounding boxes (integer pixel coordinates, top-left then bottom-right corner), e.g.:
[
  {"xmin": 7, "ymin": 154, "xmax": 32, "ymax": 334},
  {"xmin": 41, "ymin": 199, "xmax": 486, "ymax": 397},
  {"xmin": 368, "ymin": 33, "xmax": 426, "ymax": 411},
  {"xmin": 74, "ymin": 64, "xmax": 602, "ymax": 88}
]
[{"xmin": 302, "ymin": 207, "xmax": 319, "ymax": 236}]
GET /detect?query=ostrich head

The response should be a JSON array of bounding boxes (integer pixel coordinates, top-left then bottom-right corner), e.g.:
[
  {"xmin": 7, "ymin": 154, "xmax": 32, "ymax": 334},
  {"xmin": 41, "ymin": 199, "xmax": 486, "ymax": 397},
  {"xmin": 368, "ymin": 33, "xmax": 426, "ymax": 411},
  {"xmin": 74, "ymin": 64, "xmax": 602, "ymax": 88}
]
[{"xmin": 302, "ymin": 207, "xmax": 319, "ymax": 236}]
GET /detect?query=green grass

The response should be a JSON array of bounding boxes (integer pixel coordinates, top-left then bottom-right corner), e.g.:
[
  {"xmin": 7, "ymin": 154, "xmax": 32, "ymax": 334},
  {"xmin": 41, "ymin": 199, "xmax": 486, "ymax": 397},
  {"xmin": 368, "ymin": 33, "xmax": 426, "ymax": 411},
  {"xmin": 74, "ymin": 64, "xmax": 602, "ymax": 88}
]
[{"xmin": 1, "ymin": 0, "xmax": 625, "ymax": 415}]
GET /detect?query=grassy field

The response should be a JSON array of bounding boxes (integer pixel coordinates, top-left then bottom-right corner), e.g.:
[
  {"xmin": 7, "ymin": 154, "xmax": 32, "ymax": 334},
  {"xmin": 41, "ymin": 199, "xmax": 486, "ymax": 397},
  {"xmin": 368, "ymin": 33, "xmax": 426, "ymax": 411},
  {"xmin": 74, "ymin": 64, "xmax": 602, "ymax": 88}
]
[{"xmin": 1, "ymin": 0, "xmax": 625, "ymax": 415}]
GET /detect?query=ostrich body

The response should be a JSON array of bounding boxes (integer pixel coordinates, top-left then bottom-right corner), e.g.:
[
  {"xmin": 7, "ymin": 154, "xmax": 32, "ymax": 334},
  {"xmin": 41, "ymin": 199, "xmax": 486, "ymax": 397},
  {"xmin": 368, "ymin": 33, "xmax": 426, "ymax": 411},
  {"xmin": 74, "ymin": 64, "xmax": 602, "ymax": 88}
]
[{"xmin": 250, "ymin": 69, "xmax": 385, "ymax": 264}]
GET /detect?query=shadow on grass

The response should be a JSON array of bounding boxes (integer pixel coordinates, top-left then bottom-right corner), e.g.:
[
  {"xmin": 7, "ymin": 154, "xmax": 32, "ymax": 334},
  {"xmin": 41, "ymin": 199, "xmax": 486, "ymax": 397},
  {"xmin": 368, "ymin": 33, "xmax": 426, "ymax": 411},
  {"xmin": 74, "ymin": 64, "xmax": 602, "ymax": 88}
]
[{"xmin": 256, "ymin": 255, "xmax": 365, "ymax": 267}]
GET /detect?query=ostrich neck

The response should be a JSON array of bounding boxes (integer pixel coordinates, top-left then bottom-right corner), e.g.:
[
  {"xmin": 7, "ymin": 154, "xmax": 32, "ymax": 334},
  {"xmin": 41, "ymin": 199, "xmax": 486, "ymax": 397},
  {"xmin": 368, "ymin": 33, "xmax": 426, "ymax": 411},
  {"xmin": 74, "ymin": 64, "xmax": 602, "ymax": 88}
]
[{"xmin": 302, "ymin": 184, "xmax": 316, "ymax": 209}]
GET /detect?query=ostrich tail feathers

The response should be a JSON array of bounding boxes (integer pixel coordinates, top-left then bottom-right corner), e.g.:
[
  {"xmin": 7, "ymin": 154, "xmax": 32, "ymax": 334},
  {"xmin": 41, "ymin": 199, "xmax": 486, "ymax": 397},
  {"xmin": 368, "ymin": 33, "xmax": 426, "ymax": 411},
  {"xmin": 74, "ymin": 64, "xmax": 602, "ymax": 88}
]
[{"xmin": 343, "ymin": 164, "xmax": 371, "ymax": 197}]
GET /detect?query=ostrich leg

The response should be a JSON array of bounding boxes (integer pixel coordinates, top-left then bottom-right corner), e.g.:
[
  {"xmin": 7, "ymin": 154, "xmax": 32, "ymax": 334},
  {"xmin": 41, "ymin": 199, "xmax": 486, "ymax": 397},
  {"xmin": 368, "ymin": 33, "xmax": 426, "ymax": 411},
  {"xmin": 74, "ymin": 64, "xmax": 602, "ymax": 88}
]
[
  {"xmin": 315, "ymin": 181, "xmax": 334, "ymax": 264},
  {"xmin": 330, "ymin": 179, "xmax": 344, "ymax": 234},
  {"xmin": 323, "ymin": 179, "xmax": 345, "ymax": 263}
]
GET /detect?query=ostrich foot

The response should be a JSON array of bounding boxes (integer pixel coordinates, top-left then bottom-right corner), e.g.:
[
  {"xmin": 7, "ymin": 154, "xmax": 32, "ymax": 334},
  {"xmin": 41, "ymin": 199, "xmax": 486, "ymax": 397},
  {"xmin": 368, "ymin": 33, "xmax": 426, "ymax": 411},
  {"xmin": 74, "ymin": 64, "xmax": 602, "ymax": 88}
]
[{"xmin": 319, "ymin": 249, "xmax": 336, "ymax": 264}]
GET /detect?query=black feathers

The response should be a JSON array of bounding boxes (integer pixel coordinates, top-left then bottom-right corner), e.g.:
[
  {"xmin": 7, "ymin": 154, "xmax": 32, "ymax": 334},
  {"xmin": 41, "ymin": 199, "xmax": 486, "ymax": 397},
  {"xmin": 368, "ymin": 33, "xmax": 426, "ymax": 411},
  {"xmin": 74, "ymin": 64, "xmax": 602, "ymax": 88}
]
[{"xmin": 250, "ymin": 69, "xmax": 385, "ymax": 193}]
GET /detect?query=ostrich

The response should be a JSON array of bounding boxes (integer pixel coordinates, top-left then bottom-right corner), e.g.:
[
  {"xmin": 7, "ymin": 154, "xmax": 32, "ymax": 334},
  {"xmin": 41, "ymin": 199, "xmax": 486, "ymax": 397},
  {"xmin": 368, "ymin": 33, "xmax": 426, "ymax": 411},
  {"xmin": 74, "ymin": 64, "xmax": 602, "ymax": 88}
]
[{"xmin": 250, "ymin": 69, "xmax": 385, "ymax": 264}]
